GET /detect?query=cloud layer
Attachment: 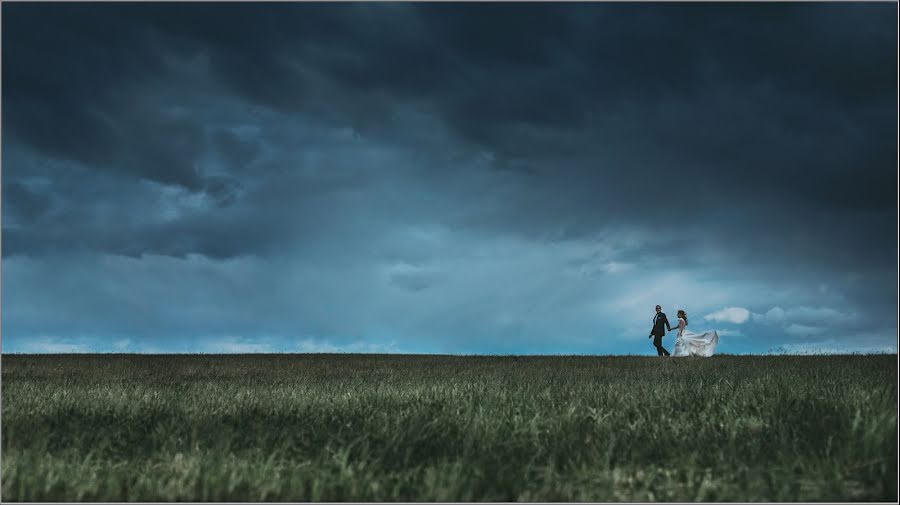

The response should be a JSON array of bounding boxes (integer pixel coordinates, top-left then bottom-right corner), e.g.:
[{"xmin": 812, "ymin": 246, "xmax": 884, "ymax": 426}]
[
  {"xmin": 2, "ymin": 3, "xmax": 897, "ymax": 354},
  {"xmin": 704, "ymin": 307, "xmax": 752, "ymax": 325}
]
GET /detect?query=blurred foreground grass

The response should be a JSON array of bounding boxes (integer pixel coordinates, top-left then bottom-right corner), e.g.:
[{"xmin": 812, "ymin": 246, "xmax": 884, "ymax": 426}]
[{"xmin": 2, "ymin": 353, "xmax": 896, "ymax": 501}]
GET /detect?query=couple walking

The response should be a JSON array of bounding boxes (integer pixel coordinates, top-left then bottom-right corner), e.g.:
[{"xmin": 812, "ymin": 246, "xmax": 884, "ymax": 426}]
[{"xmin": 649, "ymin": 304, "xmax": 719, "ymax": 357}]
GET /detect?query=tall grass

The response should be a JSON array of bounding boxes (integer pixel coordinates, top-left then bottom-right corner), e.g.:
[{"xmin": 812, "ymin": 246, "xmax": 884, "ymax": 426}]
[{"xmin": 2, "ymin": 353, "xmax": 896, "ymax": 501}]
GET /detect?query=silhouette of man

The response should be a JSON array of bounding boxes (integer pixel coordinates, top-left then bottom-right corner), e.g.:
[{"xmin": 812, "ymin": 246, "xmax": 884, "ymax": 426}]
[{"xmin": 649, "ymin": 304, "xmax": 671, "ymax": 356}]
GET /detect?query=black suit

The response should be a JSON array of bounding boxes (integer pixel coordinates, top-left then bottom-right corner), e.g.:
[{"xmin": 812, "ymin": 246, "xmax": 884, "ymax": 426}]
[{"xmin": 649, "ymin": 312, "xmax": 671, "ymax": 356}]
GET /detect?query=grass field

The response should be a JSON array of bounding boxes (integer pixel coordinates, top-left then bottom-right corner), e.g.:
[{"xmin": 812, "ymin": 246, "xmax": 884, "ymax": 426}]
[{"xmin": 1, "ymin": 353, "xmax": 896, "ymax": 501}]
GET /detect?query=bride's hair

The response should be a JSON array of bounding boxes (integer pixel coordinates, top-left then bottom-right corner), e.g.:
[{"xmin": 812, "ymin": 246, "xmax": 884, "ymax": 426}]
[{"xmin": 678, "ymin": 310, "xmax": 688, "ymax": 325}]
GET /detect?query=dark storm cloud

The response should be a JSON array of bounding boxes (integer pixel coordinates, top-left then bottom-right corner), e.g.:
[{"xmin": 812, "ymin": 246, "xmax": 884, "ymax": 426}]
[
  {"xmin": 3, "ymin": 180, "xmax": 53, "ymax": 224},
  {"xmin": 2, "ymin": 3, "xmax": 896, "ymax": 354},
  {"xmin": 2, "ymin": 4, "xmax": 209, "ymax": 190}
]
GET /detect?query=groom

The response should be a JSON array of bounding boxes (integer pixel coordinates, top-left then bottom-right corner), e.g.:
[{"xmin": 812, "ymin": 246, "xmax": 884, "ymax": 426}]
[{"xmin": 649, "ymin": 304, "xmax": 672, "ymax": 356}]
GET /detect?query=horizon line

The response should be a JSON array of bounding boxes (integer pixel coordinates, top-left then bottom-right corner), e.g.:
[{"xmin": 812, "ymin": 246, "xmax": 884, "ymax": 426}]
[{"xmin": 2, "ymin": 351, "xmax": 896, "ymax": 357}]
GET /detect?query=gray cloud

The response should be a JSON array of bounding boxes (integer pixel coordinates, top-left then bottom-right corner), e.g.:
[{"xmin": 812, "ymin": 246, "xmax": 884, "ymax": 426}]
[{"xmin": 2, "ymin": 3, "xmax": 896, "ymax": 354}]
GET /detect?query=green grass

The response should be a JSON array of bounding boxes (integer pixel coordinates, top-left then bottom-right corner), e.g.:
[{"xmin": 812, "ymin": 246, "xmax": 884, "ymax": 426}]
[{"xmin": 1, "ymin": 353, "xmax": 896, "ymax": 501}]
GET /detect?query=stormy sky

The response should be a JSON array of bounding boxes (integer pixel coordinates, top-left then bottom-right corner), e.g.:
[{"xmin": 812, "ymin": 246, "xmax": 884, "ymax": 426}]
[{"xmin": 2, "ymin": 2, "xmax": 897, "ymax": 355}]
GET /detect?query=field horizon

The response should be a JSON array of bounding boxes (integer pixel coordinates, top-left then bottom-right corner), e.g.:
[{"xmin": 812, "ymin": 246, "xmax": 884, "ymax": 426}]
[
  {"xmin": 2, "ymin": 353, "xmax": 897, "ymax": 501},
  {"xmin": 4, "ymin": 351, "xmax": 896, "ymax": 356}
]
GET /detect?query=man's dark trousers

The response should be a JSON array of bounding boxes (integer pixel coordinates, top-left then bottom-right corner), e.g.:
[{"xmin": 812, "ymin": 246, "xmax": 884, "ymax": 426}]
[{"xmin": 653, "ymin": 334, "xmax": 670, "ymax": 356}]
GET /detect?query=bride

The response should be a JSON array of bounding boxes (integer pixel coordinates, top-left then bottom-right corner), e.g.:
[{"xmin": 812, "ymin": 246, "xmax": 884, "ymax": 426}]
[{"xmin": 671, "ymin": 310, "xmax": 719, "ymax": 357}]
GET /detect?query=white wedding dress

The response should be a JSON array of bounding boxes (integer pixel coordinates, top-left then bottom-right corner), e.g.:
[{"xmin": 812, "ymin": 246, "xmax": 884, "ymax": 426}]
[{"xmin": 672, "ymin": 318, "xmax": 719, "ymax": 357}]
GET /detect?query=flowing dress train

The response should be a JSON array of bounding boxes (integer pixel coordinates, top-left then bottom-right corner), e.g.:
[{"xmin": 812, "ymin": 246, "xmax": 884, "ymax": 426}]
[{"xmin": 672, "ymin": 318, "xmax": 719, "ymax": 357}]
